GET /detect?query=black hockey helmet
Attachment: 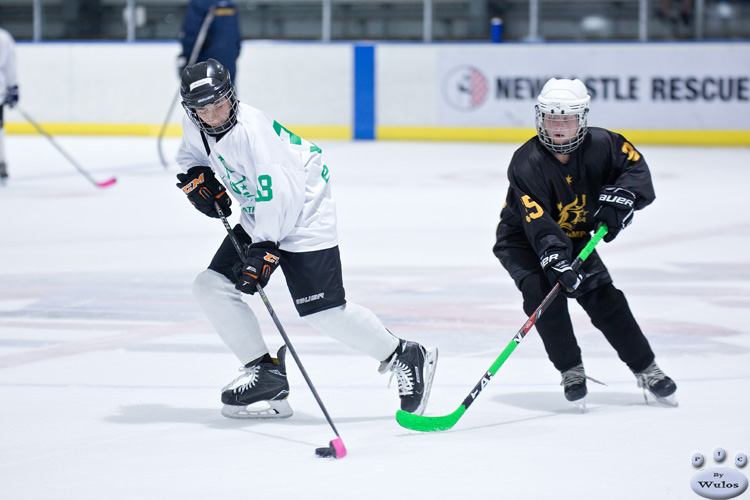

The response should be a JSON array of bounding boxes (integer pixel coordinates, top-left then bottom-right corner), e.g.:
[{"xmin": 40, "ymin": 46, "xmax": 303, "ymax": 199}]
[{"xmin": 180, "ymin": 58, "xmax": 238, "ymax": 135}]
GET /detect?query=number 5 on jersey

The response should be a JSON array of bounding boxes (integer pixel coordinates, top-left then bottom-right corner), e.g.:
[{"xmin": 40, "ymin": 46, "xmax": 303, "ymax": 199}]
[{"xmin": 522, "ymin": 195, "xmax": 544, "ymax": 222}]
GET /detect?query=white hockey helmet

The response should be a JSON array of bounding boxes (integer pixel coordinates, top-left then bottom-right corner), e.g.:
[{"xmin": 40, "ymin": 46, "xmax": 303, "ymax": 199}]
[{"xmin": 535, "ymin": 78, "xmax": 591, "ymax": 154}]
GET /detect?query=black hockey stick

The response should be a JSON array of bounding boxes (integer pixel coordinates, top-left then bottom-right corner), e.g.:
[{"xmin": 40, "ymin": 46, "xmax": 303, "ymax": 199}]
[
  {"xmin": 396, "ymin": 224, "xmax": 609, "ymax": 432},
  {"xmin": 16, "ymin": 107, "xmax": 117, "ymax": 188},
  {"xmin": 214, "ymin": 202, "xmax": 347, "ymax": 459},
  {"xmin": 157, "ymin": 4, "xmax": 217, "ymax": 168}
]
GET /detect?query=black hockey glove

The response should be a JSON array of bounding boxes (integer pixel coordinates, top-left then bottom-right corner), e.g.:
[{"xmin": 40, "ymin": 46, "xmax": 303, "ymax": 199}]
[
  {"xmin": 176, "ymin": 166, "xmax": 232, "ymax": 219},
  {"xmin": 541, "ymin": 249, "xmax": 585, "ymax": 296},
  {"xmin": 235, "ymin": 242, "xmax": 281, "ymax": 294},
  {"xmin": 4, "ymin": 85, "xmax": 18, "ymax": 108},
  {"xmin": 594, "ymin": 186, "xmax": 636, "ymax": 242}
]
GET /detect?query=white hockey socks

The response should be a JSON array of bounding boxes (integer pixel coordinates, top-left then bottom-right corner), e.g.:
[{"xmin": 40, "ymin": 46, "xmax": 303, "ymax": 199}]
[
  {"xmin": 304, "ymin": 302, "xmax": 399, "ymax": 361},
  {"xmin": 194, "ymin": 271, "xmax": 399, "ymax": 364},
  {"xmin": 192, "ymin": 269, "xmax": 269, "ymax": 365}
]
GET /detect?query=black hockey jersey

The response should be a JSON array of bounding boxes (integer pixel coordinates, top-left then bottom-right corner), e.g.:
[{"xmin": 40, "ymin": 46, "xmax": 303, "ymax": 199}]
[{"xmin": 493, "ymin": 127, "xmax": 655, "ymax": 276}]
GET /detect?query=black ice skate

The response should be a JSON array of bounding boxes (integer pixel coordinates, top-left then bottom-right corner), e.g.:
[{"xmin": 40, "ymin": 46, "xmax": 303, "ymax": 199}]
[
  {"xmin": 0, "ymin": 162, "xmax": 7, "ymax": 186},
  {"xmin": 560, "ymin": 363, "xmax": 605, "ymax": 412},
  {"xmin": 379, "ymin": 339, "xmax": 438, "ymax": 415},
  {"xmin": 560, "ymin": 363, "xmax": 588, "ymax": 412},
  {"xmin": 634, "ymin": 361, "xmax": 678, "ymax": 407},
  {"xmin": 221, "ymin": 345, "xmax": 293, "ymax": 419}
]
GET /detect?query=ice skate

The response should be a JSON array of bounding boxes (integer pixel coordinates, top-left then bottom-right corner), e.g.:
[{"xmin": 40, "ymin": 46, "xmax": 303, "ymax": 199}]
[
  {"xmin": 560, "ymin": 363, "xmax": 606, "ymax": 412},
  {"xmin": 221, "ymin": 345, "xmax": 293, "ymax": 419},
  {"xmin": 560, "ymin": 363, "xmax": 587, "ymax": 412},
  {"xmin": 0, "ymin": 163, "xmax": 7, "ymax": 186},
  {"xmin": 379, "ymin": 339, "xmax": 438, "ymax": 415},
  {"xmin": 634, "ymin": 361, "xmax": 678, "ymax": 407}
]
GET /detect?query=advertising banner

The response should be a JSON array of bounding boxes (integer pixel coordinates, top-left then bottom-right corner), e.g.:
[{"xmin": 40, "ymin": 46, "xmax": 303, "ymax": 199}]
[{"xmin": 437, "ymin": 44, "xmax": 750, "ymax": 130}]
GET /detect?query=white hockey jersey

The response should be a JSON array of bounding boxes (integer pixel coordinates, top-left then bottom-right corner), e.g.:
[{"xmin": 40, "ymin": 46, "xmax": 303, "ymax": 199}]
[
  {"xmin": 175, "ymin": 103, "xmax": 338, "ymax": 252},
  {"xmin": 0, "ymin": 28, "xmax": 18, "ymax": 102}
]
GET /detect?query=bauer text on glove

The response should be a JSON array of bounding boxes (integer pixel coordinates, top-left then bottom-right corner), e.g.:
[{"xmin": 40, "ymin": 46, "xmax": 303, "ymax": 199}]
[
  {"xmin": 594, "ymin": 186, "xmax": 636, "ymax": 242},
  {"xmin": 176, "ymin": 166, "xmax": 232, "ymax": 218},
  {"xmin": 236, "ymin": 242, "xmax": 281, "ymax": 294}
]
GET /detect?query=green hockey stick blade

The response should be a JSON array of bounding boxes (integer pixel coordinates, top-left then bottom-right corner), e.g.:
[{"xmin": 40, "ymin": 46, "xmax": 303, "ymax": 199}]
[
  {"xmin": 394, "ymin": 224, "xmax": 609, "ymax": 433},
  {"xmin": 396, "ymin": 405, "xmax": 467, "ymax": 432}
]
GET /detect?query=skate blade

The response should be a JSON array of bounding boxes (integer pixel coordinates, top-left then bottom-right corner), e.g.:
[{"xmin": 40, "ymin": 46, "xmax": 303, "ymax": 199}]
[
  {"xmin": 221, "ymin": 399, "xmax": 293, "ymax": 419},
  {"xmin": 412, "ymin": 347, "xmax": 439, "ymax": 416},
  {"xmin": 572, "ymin": 398, "xmax": 587, "ymax": 413},
  {"xmin": 643, "ymin": 390, "xmax": 678, "ymax": 408}
]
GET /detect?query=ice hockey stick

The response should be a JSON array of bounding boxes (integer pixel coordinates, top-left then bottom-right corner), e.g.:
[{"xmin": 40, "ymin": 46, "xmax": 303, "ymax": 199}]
[{"xmin": 396, "ymin": 224, "xmax": 609, "ymax": 432}]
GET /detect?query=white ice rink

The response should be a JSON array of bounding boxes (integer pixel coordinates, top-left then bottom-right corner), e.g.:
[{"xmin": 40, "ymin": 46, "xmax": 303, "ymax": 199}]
[{"xmin": 1, "ymin": 134, "xmax": 749, "ymax": 499}]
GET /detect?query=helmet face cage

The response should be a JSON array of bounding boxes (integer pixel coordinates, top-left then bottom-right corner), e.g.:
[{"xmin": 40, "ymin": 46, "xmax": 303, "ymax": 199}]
[
  {"xmin": 181, "ymin": 84, "xmax": 238, "ymax": 135},
  {"xmin": 535, "ymin": 104, "xmax": 589, "ymax": 155}
]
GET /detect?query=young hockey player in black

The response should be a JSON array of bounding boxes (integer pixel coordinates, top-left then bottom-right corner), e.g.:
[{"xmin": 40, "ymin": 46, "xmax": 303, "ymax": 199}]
[{"xmin": 493, "ymin": 78, "xmax": 677, "ymax": 407}]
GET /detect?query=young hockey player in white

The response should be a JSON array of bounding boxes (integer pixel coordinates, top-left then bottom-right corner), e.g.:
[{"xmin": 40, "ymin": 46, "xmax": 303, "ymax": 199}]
[
  {"xmin": 175, "ymin": 59, "xmax": 438, "ymax": 419},
  {"xmin": 0, "ymin": 27, "xmax": 19, "ymax": 185}
]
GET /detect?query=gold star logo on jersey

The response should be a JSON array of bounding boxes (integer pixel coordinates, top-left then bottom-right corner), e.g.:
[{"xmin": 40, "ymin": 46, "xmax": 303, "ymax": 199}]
[
  {"xmin": 556, "ymin": 195, "xmax": 588, "ymax": 231},
  {"xmin": 566, "ymin": 175, "xmax": 573, "ymax": 185}
]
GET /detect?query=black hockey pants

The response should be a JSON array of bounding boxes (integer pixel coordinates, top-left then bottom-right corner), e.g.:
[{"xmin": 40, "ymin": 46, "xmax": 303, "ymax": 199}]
[{"xmin": 519, "ymin": 271, "xmax": 655, "ymax": 374}]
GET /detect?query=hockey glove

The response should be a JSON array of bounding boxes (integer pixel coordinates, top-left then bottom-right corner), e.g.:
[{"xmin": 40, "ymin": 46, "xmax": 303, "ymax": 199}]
[
  {"xmin": 4, "ymin": 85, "xmax": 18, "ymax": 108},
  {"xmin": 594, "ymin": 186, "xmax": 636, "ymax": 242},
  {"xmin": 235, "ymin": 242, "xmax": 281, "ymax": 294},
  {"xmin": 176, "ymin": 166, "xmax": 232, "ymax": 219},
  {"xmin": 541, "ymin": 249, "xmax": 585, "ymax": 296}
]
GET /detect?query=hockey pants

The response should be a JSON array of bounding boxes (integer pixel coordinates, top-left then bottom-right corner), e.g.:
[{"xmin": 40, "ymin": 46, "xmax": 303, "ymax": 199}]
[{"xmin": 519, "ymin": 272, "xmax": 655, "ymax": 374}]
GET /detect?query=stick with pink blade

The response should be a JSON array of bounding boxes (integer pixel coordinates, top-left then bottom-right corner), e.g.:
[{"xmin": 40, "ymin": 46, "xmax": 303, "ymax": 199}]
[
  {"xmin": 216, "ymin": 202, "xmax": 347, "ymax": 459},
  {"xmin": 16, "ymin": 107, "xmax": 117, "ymax": 189}
]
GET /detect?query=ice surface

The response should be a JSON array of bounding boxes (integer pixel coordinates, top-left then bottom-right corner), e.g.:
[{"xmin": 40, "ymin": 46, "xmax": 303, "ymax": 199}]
[{"xmin": 1, "ymin": 135, "xmax": 749, "ymax": 499}]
